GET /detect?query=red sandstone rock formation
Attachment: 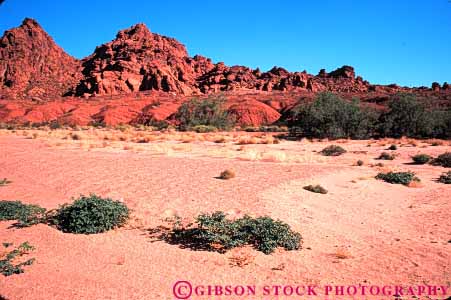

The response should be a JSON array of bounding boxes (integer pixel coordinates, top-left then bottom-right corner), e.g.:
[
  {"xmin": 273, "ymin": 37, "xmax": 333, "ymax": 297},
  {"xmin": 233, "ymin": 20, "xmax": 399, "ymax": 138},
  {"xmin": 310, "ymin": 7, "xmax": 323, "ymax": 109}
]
[
  {"xmin": 0, "ymin": 18, "xmax": 81, "ymax": 99},
  {"xmin": 0, "ymin": 18, "xmax": 449, "ymax": 127}
]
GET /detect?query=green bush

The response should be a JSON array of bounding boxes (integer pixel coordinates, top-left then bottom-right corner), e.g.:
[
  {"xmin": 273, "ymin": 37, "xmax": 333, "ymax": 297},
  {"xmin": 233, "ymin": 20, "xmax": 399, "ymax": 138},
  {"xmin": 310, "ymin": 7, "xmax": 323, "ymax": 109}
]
[
  {"xmin": 175, "ymin": 95, "xmax": 236, "ymax": 131},
  {"xmin": 438, "ymin": 171, "xmax": 451, "ymax": 184},
  {"xmin": 0, "ymin": 242, "xmax": 35, "ymax": 276},
  {"xmin": 168, "ymin": 212, "xmax": 301, "ymax": 254},
  {"xmin": 50, "ymin": 194, "xmax": 129, "ymax": 234},
  {"xmin": 412, "ymin": 154, "xmax": 432, "ymax": 164},
  {"xmin": 375, "ymin": 171, "xmax": 419, "ymax": 185},
  {"xmin": 378, "ymin": 93, "xmax": 450, "ymax": 138},
  {"xmin": 289, "ymin": 92, "xmax": 378, "ymax": 139},
  {"xmin": 387, "ymin": 144, "xmax": 397, "ymax": 150},
  {"xmin": 377, "ymin": 152, "xmax": 396, "ymax": 160},
  {"xmin": 303, "ymin": 185, "xmax": 328, "ymax": 194},
  {"xmin": 320, "ymin": 145, "xmax": 347, "ymax": 156},
  {"xmin": 431, "ymin": 152, "xmax": 451, "ymax": 168},
  {"xmin": 0, "ymin": 200, "xmax": 46, "ymax": 227}
]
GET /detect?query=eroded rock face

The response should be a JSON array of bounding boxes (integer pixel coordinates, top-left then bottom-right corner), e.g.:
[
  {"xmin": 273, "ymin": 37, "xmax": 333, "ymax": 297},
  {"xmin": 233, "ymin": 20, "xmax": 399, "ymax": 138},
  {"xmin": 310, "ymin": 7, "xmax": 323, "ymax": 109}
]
[
  {"xmin": 0, "ymin": 18, "xmax": 81, "ymax": 99},
  {"xmin": 73, "ymin": 23, "xmax": 213, "ymax": 96},
  {"xmin": 1, "ymin": 18, "xmax": 438, "ymax": 100}
]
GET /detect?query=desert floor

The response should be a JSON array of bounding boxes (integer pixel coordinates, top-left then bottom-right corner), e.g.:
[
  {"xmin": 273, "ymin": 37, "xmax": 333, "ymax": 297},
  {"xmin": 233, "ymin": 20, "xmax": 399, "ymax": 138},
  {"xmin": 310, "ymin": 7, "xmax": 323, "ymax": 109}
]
[{"xmin": 0, "ymin": 129, "xmax": 450, "ymax": 300}]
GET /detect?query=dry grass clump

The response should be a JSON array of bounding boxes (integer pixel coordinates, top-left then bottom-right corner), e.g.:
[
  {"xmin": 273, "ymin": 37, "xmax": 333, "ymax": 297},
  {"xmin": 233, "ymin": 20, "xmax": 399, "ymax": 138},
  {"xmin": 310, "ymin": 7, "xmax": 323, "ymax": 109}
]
[
  {"xmin": 70, "ymin": 133, "xmax": 82, "ymax": 140},
  {"xmin": 377, "ymin": 152, "xmax": 396, "ymax": 160},
  {"xmin": 303, "ymin": 184, "xmax": 328, "ymax": 194},
  {"xmin": 219, "ymin": 169, "xmax": 235, "ymax": 180}
]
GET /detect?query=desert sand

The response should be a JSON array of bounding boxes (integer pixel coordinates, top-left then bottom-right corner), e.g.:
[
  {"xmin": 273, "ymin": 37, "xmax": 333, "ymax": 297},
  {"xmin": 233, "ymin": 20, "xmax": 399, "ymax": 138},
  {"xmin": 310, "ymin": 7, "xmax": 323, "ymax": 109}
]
[{"xmin": 0, "ymin": 129, "xmax": 450, "ymax": 300}]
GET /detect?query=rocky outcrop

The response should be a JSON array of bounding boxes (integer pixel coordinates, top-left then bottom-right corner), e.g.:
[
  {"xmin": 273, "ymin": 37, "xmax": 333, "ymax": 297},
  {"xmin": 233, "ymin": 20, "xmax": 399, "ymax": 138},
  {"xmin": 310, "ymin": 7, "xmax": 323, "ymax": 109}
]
[
  {"xmin": 73, "ymin": 23, "xmax": 213, "ymax": 97},
  {"xmin": 0, "ymin": 18, "xmax": 81, "ymax": 99},
  {"xmin": 227, "ymin": 100, "xmax": 281, "ymax": 126}
]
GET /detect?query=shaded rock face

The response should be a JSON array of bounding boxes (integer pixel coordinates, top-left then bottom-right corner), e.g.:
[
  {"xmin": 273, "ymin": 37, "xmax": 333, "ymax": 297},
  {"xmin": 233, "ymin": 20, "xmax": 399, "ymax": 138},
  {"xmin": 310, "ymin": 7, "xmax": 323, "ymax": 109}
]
[{"xmin": 0, "ymin": 18, "xmax": 81, "ymax": 99}]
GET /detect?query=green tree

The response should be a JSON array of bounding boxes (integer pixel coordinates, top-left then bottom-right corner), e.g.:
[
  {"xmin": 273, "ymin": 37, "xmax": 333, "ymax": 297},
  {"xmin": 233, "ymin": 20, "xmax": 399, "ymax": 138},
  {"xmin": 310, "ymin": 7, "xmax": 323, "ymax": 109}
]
[{"xmin": 290, "ymin": 92, "xmax": 378, "ymax": 139}]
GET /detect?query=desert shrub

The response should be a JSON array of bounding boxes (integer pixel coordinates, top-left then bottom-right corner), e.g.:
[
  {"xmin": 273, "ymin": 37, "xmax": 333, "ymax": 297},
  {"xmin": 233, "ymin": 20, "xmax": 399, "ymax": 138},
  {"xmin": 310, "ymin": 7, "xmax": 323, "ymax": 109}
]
[
  {"xmin": 388, "ymin": 144, "xmax": 397, "ymax": 150},
  {"xmin": 438, "ymin": 171, "xmax": 451, "ymax": 184},
  {"xmin": 168, "ymin": 212, "xmax": 301, "ymax": 254},
  {"xmin": 431, "ymin": 152, "xmax": 451, "ymax": 168},
  {"xmin": 375, "ymin": 171, "xmax": 419, "ymax": 185},
  {"xmin": 320, "ymin": 145, "xmax": 346, "ymax": 156},
  {"xmin": 219, "ymin": 169, "xmax": 235, "ymax": 180},
  {"xmin": 289, "ymin": 92, "xmax": 378, "ymax": 139},
  {"xmin": 50, "ymin": 194, "xmax": 129, "ymax": 234},
  {"xmin": 0, "ymin": 200, "xmax": 46, "ymax": 227},
  {"xmin": 412, "ymin": 154, "xmax": 432, "ymax": 164},
  {"xmin": 0, "ymin": 242, "xmax": 35, "ymax": 276},
  {"xmin": 191, "ymin": 125, "xmax": 217, "ymax": 133},
  {"xmin": 377, "ymin": 152, "xmax": 395, "ymax": 160},
  {"xmin": 176, "ymin": 95, "xmax": 236, "ymax": 131},
  {"xmin": 49, "ymin": 121, "xmax": 62, "ymax": 130},
  {"xmin": 378, "ymin": 93, "xmax": 450, "ymax": 138},
  {"xmin": 303, "ymin": 185, "xmax": 328, "ymax": 194},
  {"xmin": 356, "ymin": 160, "xmax": 364, "ymax": 166},
  {"xmin": 0, "ymin": 178, "xmax": 12, "ymax": 187}
]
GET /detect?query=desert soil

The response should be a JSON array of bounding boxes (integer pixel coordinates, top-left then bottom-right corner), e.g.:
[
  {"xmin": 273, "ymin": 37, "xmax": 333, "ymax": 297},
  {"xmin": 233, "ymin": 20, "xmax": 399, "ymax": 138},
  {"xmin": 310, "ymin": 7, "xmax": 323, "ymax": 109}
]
[{"xmin": 0, "ymin": 130, "xmax": 450, "ymax": 300}]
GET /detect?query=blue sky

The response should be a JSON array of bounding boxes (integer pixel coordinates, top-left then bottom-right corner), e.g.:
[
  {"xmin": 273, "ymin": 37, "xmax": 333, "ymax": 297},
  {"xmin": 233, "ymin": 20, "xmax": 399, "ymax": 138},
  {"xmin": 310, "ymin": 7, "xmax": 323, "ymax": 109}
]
[{"xmin": 1, "ymin": 0, "xmax": 450, "ymax": 87}]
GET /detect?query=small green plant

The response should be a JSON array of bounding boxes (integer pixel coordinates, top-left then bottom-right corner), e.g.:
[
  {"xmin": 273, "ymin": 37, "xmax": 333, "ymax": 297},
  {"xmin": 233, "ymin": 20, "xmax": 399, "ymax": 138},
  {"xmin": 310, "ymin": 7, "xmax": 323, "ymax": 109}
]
[
  {"xmin": 356, "ymin": 160, "xmax": 364, "ymax": 166},
  {"xmin": 431, "ymin": 152, "xmax": 451, "ymax": 168},
  {"xmin": 0, "ymin": 242, "xmax": 35, "ymax": 276},
  {"xmin": 303, "ymin": 185, "xmax": 328, "ymax": 194},
  {"xmin": 0, "ymin": 178, "xmax": 12, "ymax": 187},
  {"xmin": 412, "ymin": 154, "xmax": 432, "ymax": 164},
  {"xmin": 50, "ymin": 194, "xmax": 129, "ymax": 234},
  {"xmin": 388, "ymin": 144, "xmax": 398, "ymax": 150},
  {"xmin": 375, "ymin": 171, "xmax": 419, "ymax": 185},
  {"xmin": 219, "ymin": 169, "xmax": 235, "ymax": 180},
  {"xmin": 320, "ymin": 145, "xmax": 346, "ymax": 156},
  {"xmin": 438, "ymin": 171, "xmax": 451, "ymax": 184},
  {"xmin": 0, "ymin": 200, "xmax": 46, "ymax": 227},
  {"xmin": 167, "ymin": 212, "xmax": 301, "ymax": 254},
  {"xmin": 377, "ymin": 152, "xmax": 396, "ymax": 160}
]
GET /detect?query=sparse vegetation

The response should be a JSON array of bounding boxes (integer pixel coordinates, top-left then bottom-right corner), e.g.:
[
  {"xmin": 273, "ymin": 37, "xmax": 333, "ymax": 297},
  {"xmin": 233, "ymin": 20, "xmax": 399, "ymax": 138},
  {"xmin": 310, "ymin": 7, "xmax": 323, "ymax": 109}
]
[
  {"xmin": 438, "ymin": 171, "xmax": 451, "ymax": 184},
  {"xmin": 175, "ymin": 95, "xmax": 236, "ymax": 131},
  {"xmin": 0, "ymin": 200, "xmax": 46, "ymax": 227},
  {"xmin": 412, "ymin": 154, "xmax": 432, "ymax": 165},
  {"xmin": 166, "ymin": 212, "xmax": 301, "ymax": 254},
  {"xmin": 49, "ymin": 194, "xmax": 129, "ymax": 234},
  {"xmin": 431, "ymin": 152, "xmax": 451, "ymax": 168},
  {"xmin": 219, "ymin": 169, "xmax": 235, "ymax": 180},
  {"xmin": 0, "ymin": 178, "xmax": 12, "ymax": 187},
  {"xmin": 388, "ymin": 144, "xmax": 397, "ymax": 150},
  {"xmin": 377, "ymin": 152, "xmax": 396, "ymax": 160},
  {"xmin": 356, "ymin": 160, "xmax": 364, "ymax": 166},
  {"xmin": 320, "ymin": 145, "xmax": 346, "ymax": 156},
  {"xmin": 303, "ymin": 184, "xmax": 328, "ymax": 194},
  {"xmin": 0, "ymin": 242, "xmax": 35, "ymax": 276},
  {"xmin": 376, "ymin": 171, "xmax": 419, "ymax": 185},
  {"xmin": 191, "ymin": 125, "xmax": 218, "ymax": 133}
]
